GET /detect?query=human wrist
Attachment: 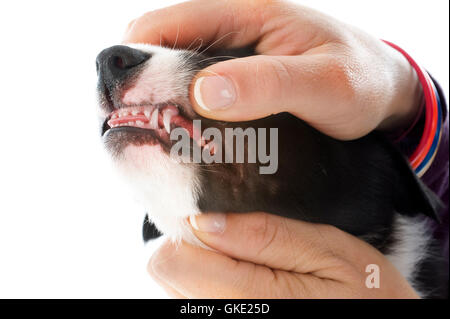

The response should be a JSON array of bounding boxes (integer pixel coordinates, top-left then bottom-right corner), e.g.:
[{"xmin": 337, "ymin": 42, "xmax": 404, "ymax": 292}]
[{"xmin": 378, "ymin": 47, "xmax": 424, "ymax": 133}]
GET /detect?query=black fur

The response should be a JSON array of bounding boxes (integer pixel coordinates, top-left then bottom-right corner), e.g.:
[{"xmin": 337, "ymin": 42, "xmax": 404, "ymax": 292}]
[{"xmin": 143, "ymin": 214, "xmax": 163, "ymax": 242}]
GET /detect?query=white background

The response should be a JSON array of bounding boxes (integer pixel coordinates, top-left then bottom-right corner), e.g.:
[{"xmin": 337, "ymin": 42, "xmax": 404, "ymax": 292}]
[{"xmin": 0, "ymin": 0, "xmax": 448, "ymax": 298}]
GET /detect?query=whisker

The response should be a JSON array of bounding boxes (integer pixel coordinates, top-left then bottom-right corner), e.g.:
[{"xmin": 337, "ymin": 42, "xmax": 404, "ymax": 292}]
[
  {"xmin": 187, "ymin": 69, "xmax": 223, "ymax": 77},
  {"xmin": 185, "ymin": 39, "xmax": 204, "ymax": 60},
  {"xmin": 185, "ymin": 37, "xmax": 201, "ymax": 51},
  {"xmin": 195, "ymin": 55, "xmax": 239, "ymax": 64},
  {"xmin": 198, "ymin": 31, "xmax": 242, "ymax": 55},
  {"xmin": 171, "ymin": 24, "xmax": 180, "ymax": 50}
]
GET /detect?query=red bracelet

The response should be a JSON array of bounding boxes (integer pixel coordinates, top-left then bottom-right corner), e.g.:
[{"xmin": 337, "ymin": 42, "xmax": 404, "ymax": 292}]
[{"xmin": 383, "ymin": 40, "xmax": 440, "ymax": 175}]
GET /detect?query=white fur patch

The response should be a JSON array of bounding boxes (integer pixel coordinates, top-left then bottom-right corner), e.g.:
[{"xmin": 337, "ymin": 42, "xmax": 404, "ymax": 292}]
[
  {"xmin": 385, "ymin": 214, "xmax": 432, "ymax": 298},
  {"xmin": 120, "ymin": 44, "xmax": 194, "ymax": 117},
  {"xmin": 113, "ymin": 144, "xmax": 203, "ymax": 246}
]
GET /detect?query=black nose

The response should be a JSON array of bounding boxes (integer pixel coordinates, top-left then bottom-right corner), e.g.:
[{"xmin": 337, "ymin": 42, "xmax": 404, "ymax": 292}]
[{"xmin": 96, "ymin": 45, "xmax": 151, "ymax": 89}]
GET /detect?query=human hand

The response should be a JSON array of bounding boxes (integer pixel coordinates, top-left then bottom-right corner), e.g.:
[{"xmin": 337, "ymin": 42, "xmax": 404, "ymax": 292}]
[
  {"xmin": 148, "ymin": 212, "xmax": 419, "ymax": 298},
  {"xmin": 123, "ymin": 0, "xmax": 423, "ymax": 140}
]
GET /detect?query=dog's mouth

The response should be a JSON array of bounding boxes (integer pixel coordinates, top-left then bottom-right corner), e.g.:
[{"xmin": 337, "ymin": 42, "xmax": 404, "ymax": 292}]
[{"xmin": 101, "ymin": 103, "xmax": 209, "ymax": 150}]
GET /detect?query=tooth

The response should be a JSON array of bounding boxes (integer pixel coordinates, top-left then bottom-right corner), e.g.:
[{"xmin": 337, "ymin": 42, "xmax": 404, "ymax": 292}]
[
  {"xmin": 163, "ymin": 112, "xmax": 172, "ymax": 134},
  {"xmin": 111, "ymin": 113, "xmax": 118, "ymax": 119},
  {"xmin": 121, "ymin": 111, "xmax": 129, "ymax": 117},
  {"xmin": 128, "ymin": 122, "xmax": 134, "ymax": 125},
  {"xmin": 150, "ymin": 109, "xmax": 159, "ymax": 129},
  {"xmin": 132, "ymin": 110, "xmax": 139, "ymax": 116},
  {"xmin": 136, "ymin": 121, "xmax": 144, "ymax": 126},
  {"xmin": 144, "ymin": 107, "xmax": 153, "ymax": 118}
]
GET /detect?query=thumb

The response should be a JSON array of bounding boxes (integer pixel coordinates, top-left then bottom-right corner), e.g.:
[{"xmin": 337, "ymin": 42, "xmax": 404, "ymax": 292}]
[
  {"xmin": 190, "ymin": 54, "xmax": 340, "ymax": 122},
  {"xmin": 189, "ymin": 212, "xmax": 359, "ymax": 276}
]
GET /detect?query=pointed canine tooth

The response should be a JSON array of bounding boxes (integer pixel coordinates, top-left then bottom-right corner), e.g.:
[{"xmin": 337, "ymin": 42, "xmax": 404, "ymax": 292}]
[
  {"xmin": 162, "ymin": 107, "xmax": 178, "ymax": 133},
  {"xmin": 131, "ymin": 110, "xmax": 139, "ymax": 116},
  {"xmin": 150, "ymin": 109, "xmax": 159, "ymax": 129},
  {"xmin": 144, "ymin": 106, "xmax": 154, "ymax": 118},
  {"xmin": 163, "ymin": 112, "xmax": 172, "ymax": 134},
  {"xmin": 111, "ymin": 113, "xmax": 118, "ymax": 119}
]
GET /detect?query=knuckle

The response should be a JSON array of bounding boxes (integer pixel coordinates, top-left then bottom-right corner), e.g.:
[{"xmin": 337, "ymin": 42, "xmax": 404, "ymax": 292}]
[
  {"xmin": 272, "ymin": 59, "xmax": 295, "ymax": 92},
  {"xmin": 254, "ymin": 58, "xmax": 293, "ymax": 103},
  {"xmin": 324, "ymin": 55, "xmax": 359, "ymax": 100},
  {"xmin": 244, "ymin": 214, "xmax": 281, "ymax": 256}
]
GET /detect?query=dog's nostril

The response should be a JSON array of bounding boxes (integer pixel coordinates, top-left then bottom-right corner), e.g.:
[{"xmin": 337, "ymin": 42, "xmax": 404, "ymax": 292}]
[
  {"xmin": 96, "ymin": 45, "xmax": 152, "ymax": 81},
  {"xmin": 113, "ymin": 56, "xmax": 125, "ymax": 69}
]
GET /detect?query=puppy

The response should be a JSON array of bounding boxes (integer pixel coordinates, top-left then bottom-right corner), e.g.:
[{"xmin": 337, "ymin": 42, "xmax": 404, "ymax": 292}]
[{"xmin": 96, "ymin": 44, "xmax": 447, "ymax": 298}]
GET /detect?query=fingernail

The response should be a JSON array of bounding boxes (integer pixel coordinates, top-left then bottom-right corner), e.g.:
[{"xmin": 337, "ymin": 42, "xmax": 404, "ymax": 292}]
[
  {"xmin": 189, "ymin": 213, "xmax": 226, "ymax": 233},
  {"xmin": 193, "ymin": 76, "xmax": 236, "ymax": 111}
]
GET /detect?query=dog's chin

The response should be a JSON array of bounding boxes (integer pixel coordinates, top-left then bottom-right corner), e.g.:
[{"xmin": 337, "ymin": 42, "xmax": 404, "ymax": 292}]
[{"xmin": 110, "ymin": 143, "xmax": 204, "ymax": 246}]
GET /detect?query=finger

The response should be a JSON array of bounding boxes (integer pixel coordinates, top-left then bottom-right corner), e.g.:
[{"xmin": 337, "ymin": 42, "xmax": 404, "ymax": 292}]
[
  {"xmin": 189, "ymin": 212, "xmax": 384, "ymax": 279},
  {"xmin": 147, "ymin": 244, "xmax": 187, "ymax": 299},
  {"xmin": 189, "ymin": 53, "xmax": 355, "ymax": 129},
  {"xmin": 147, "ymin": 263, "xmax": 187, "ymax": 299},
  {"xmin": 148, "ymin": 239, "xmax": 283, "ymax": 298},
  {"xmin": 122, "ymin": 0, "xmax": 266, "ymax": 48}
]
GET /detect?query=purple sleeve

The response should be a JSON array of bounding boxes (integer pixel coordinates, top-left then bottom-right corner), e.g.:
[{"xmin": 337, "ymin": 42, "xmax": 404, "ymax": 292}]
[{"xmin": 394, "ymin": 76, "xmax": 449, "ymax": 260}]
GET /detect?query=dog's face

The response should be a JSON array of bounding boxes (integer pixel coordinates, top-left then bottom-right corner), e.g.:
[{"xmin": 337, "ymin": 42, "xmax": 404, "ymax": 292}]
[
  {"xmin": 96, "ymin": 44, "xmax": 206, "ymax": 243},
  {"xmin": 96, "ymin": 44, "xmax": 269, "ymax": 244}
]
